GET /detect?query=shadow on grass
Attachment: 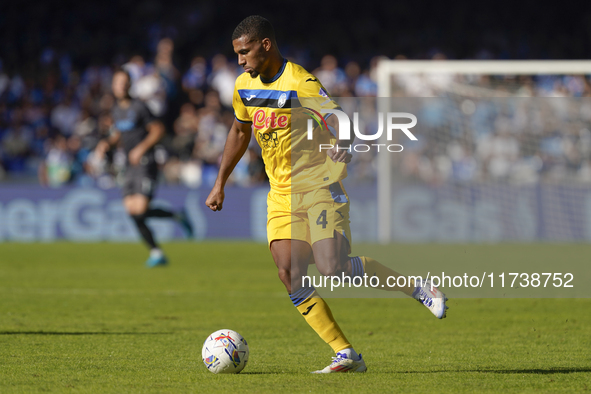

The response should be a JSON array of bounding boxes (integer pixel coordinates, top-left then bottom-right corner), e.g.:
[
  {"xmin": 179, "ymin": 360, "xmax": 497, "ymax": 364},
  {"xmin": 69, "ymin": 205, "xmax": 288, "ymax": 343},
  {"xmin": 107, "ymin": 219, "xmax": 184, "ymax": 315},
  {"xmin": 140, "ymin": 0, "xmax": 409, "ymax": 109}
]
[
  {"xmin": 397, "ymin": 368, "xmax": 591, "ymax": 375},
  {"xmin": 0, "ymin": 331, "xmax": 172, "ymax": 335},
  {"xmin": 241, "ymin": 368, "xmax": 591, "ymax": 375},
  {"xmin": 239, "ymin": 372, "xmax": 283, "ymax": 375}
]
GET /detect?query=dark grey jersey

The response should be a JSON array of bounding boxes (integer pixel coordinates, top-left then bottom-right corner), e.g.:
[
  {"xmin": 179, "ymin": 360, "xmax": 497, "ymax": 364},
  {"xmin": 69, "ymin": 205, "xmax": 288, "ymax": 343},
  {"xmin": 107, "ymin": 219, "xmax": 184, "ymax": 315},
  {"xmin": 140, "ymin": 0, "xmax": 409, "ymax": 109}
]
[{"xmin": 112, "ymin": 99, "xmax": 155, "ymax": 154}]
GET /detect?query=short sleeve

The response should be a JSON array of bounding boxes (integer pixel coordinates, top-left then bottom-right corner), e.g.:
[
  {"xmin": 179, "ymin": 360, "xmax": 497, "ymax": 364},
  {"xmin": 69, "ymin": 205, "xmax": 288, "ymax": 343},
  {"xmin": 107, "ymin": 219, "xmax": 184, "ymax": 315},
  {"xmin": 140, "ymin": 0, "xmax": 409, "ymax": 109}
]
[
  {"xmin": 297, "ymin": 77, "xmax": 340, "ymax": 114},
  {"xmin": 233, "ymin": 84, "xmax": 251, "ymax": 124}
]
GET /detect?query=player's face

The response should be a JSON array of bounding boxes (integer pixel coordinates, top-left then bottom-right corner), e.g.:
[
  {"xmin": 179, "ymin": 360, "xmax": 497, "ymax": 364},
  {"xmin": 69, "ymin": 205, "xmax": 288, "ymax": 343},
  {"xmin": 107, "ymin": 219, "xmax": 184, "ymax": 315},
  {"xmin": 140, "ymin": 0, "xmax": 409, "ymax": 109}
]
[
  {"xmin": 233, "ymin": 35, "xmax": 269, "ymax": 79},
  {"xmin": 112, "ymin": 71, "xmax": 131, "ymax": 100}
]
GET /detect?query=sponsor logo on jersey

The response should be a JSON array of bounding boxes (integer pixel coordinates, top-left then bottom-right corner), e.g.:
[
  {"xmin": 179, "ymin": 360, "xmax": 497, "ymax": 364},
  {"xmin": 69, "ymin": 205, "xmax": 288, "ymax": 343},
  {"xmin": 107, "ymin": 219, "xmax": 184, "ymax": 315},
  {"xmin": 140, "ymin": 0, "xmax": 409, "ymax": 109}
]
[
  {"xmin": 258, "ymin": 131, "xmax": 279, "ymax": 149},
  {"xmin": 115, "ymin": 110, "xmax": 137, "ymax": 132},
  {"xmin": 253, "ymin": 109, "xmax": 288, "ymax": 130}
]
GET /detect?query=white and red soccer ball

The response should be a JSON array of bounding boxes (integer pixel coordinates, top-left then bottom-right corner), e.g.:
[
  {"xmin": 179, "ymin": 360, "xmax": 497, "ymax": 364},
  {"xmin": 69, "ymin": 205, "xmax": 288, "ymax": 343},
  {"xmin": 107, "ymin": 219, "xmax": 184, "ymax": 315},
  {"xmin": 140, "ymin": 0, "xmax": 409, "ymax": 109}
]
[{"xmin": 202, "ymin": 329, "xmax": 249, "ymax": 374}]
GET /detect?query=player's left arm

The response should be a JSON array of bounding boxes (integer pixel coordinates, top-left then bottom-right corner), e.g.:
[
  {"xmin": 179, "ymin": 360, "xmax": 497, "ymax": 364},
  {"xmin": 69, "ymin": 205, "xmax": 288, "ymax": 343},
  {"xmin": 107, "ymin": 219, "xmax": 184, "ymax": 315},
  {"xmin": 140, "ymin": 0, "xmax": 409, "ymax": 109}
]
[
  {"xmin": 129, "ymin": 120, "xmax": 165, "ymax": 165},
  {"xmin": 94, "ymin": 130, "xmax": 121, "ymax": 160},
  {"xmin": 298, "ymin": 77, "xmax": 352, "ymax": 163}
]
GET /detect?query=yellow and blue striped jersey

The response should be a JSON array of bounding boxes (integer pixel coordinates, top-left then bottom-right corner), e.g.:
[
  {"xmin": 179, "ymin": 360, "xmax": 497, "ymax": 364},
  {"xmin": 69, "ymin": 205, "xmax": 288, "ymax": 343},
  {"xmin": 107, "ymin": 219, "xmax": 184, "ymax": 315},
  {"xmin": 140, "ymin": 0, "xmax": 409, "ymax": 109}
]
[{"xmin": 233, "ymin": 59, "xmax": 346, "ymax": 193}]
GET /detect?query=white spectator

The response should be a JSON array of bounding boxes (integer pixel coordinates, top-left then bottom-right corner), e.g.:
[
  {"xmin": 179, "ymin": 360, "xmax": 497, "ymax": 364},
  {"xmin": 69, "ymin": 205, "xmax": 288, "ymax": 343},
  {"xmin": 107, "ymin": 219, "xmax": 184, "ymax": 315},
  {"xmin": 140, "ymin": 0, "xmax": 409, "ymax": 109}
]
[
  {"xmin": 50, "ymin": 99, "xmax": 80, "ymax": 136},
  {"xmin": 209, "ymin": 54, "xmax": 237, "ymax": 108}
]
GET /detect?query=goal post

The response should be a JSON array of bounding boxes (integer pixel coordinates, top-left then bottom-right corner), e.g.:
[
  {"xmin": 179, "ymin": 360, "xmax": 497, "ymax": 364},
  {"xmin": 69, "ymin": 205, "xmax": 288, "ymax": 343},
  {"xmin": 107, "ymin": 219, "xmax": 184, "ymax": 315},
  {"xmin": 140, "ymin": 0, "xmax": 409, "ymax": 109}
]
[{"xmin": 376, "ymin": 60, "xmax": 591, "ymax": 243}]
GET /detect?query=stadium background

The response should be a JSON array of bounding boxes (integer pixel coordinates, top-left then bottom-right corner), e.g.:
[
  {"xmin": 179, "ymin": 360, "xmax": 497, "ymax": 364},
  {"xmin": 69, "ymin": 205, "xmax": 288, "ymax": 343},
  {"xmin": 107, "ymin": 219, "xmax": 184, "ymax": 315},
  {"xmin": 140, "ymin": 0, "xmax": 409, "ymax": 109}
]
[
  {"xmin": 2, "ymin": 2, "xmax": 591, "ymax": 392},
  {"xmin": 2, "ymin": 0, "xmax": 591, "ymax": 243}
]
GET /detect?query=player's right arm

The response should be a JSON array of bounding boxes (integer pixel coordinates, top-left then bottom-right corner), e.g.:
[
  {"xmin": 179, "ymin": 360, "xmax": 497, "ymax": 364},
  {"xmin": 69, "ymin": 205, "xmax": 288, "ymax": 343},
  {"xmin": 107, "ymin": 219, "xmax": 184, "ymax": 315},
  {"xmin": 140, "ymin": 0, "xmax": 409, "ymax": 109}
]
[
  {"xmin": 205, "ymin": 119, "xmax": 252, "ymax": 211},
  {"xmin": 93, "ymin": 129, "xmax": 121, "ymax": 160}
]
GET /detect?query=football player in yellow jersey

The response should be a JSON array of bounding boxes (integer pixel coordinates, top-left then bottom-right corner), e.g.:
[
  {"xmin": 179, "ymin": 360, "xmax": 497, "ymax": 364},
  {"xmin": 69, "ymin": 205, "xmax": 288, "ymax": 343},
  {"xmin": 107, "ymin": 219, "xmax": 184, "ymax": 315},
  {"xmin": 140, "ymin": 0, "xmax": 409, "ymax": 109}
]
[{"xmin": 206, "ymin": 15, "xmax": 448, "ymax": 373}]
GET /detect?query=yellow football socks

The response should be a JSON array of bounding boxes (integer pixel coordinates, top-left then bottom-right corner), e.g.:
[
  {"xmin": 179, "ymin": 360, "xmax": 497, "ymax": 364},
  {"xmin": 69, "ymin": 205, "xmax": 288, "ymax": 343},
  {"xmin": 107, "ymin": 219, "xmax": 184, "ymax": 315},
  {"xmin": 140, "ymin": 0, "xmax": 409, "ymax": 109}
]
[
  {"xmin": 291, "ymin": 287, "xmax": 352, "ymax": 353},
  {"xmin": 288, "ymin": 256, "xmax": 413, "ymax": 353}
]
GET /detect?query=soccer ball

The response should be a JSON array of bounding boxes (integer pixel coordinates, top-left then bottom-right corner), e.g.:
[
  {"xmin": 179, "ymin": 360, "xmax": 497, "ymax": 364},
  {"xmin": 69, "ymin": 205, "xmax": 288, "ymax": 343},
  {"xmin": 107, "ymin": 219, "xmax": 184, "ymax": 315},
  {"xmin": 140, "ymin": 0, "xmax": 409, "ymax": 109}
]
[{"xmin": 202, "ymin": 329, "xmax": 249, "ymax": 374}]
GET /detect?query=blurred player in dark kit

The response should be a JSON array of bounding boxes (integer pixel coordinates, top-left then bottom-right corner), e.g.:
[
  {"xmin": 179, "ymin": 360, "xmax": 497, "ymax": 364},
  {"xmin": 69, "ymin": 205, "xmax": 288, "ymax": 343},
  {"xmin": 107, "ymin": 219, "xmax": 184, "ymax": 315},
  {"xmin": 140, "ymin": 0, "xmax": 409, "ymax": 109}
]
[{"xmin": 95, "ymin": 69, "xmax": 193, "ymax": 267}]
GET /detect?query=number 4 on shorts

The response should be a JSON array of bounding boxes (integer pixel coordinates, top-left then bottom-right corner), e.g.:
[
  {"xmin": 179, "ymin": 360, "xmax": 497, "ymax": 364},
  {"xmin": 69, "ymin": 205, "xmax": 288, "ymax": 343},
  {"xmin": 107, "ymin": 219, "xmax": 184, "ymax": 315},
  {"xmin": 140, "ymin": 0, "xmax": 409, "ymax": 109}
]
[{"xmin": 316, "ymin": 210, "xmax": 328, "ymax": 229}]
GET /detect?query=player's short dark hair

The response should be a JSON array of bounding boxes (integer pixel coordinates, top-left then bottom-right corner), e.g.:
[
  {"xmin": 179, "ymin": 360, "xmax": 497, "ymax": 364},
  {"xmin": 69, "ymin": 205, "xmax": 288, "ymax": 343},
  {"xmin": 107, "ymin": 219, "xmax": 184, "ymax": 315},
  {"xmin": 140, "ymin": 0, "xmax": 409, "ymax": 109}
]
[{"xmin": 232, "ymin": 15, "xmax": 276, "ymax": 43}]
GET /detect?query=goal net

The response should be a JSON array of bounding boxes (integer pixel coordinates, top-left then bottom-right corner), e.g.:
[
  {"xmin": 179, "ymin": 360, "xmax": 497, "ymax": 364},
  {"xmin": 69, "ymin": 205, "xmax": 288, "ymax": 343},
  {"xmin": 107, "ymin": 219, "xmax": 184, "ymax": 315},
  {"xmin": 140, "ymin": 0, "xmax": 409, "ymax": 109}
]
[{"xmin": 374, "ymin": 60, "xmax": 591, "ymax": 243}]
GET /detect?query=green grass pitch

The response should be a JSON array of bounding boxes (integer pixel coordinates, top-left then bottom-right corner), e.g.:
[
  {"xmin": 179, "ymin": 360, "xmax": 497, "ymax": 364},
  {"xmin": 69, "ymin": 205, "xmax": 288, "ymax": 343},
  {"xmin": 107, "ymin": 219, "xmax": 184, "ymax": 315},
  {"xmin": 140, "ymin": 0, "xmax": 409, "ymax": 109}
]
[{"xmin": 1, "ymin": 242, "xmax": 590, "ymax": 393}]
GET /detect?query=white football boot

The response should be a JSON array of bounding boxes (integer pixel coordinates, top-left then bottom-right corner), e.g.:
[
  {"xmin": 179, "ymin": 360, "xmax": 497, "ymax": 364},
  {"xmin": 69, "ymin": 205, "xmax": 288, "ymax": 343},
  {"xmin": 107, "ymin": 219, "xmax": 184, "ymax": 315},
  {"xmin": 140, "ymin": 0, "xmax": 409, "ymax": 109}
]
[
  {"xmin": 413, "ymin": 279, "xmax": 448, "ymax": 319},
  {"xmin": 312, "ymin": 351, "xmax": 367, "ymax": 373}
]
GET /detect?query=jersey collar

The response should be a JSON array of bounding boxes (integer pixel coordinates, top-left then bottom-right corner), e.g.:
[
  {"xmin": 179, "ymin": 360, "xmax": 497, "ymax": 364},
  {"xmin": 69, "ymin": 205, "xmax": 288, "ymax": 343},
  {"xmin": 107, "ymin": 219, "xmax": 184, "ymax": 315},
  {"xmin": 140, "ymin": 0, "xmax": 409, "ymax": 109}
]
[{"xmin": 260, "ymin": 58, "xmax": 287, "ymax": 84}]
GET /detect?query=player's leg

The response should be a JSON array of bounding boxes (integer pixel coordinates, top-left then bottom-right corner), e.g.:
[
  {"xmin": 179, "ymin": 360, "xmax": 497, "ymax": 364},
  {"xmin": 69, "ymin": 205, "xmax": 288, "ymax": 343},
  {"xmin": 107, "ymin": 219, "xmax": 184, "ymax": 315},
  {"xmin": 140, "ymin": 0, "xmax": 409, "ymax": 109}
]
[
  {"xmin": 124, "ymin": 193, "xmax": 168, "ymax": 267},
  {"xmin": 306, "ymin": 232, "xmax": 365, "ymax": 373},
  {"xmin": 124, "ymin": 161, "xmax": 171, "ymax": 266},
  {"xmin": 311, "ymin": 229, "xmax": 410, "ymax": 293},
  {"xmin": 144, "ymin": 208, "xmax": 174, "ymax": 218},
  {"xmin": 349, "ymin": 251, "xmax": 449, "ymax": 317},
  {"xmin": 124, "ymin": 193, "xmax": 156, "ymax": 249},
  {"xmin": 271, "ymin": 239, "xmax": 363, "ymax": 373},
  {"xmin": 122, "ymin": 165, "xmax": 158, "ymax": 251},
  {"xmin": 275, "ymin": 186, "xmax": 362, "ymax": 373},
  {"xmin": 143, "ymin": 207, "xmax": 194, "ymax": 238},
  {"xmin": 313, "ymin": 230, "xmax": 447, "ymax": 319},
  {"xmin": 138, "ymin": 159, "xmax": 194, "ymax": 238},
  {"xmin": 270, "ymin": 239, "xmax": 310, "ymax": 295},
  {"xmin": 122, "ymin": 161, "xmax": 165, "ymax": 266},
  {"xmin": 309, "ymin": 182, "xmax": 448, "ymax": 319},
  {"xmin": 308, "ymin": 183, "xmax": 410, "ymax": 290},
  {"xmin": 267, "ymin": 190, "xmax": 362, "ymax": 372}
]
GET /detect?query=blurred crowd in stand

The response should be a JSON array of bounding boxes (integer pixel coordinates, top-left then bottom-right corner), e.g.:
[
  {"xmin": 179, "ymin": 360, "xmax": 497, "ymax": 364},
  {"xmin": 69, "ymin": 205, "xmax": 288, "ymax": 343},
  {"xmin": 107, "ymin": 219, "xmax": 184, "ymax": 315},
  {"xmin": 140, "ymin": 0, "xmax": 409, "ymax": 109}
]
[
  {"xmin": 2, "ymin": 0, "xmax": 591, "ymax": 188},
  {"xmin": 391, "ymin": 69, "xmax": 591, "ymax": 185},
  {"xmin": 0, "ymin": 41, "xmax": 381, "ymax": 188}
]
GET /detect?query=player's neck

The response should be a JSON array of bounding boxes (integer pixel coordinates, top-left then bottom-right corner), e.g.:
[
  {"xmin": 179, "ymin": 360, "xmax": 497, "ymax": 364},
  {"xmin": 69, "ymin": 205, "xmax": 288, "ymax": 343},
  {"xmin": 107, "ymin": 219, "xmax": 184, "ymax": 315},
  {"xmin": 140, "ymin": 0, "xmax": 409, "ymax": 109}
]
[
  {"xmin": 117, "ymin": 97, "xmax": 131, "ymax": 108},
  {"xmin": 260, "ymin": 56, "xmax": 286, "ymax": 82}
]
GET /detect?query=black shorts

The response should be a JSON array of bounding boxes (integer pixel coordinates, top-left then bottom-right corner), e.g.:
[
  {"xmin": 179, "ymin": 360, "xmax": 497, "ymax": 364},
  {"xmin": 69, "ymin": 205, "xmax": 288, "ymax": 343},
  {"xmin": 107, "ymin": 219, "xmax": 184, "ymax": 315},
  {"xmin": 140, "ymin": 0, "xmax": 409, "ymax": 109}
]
[{"xmin": 122, "ymin": 160, "xmax": 158, "ymax": 198}]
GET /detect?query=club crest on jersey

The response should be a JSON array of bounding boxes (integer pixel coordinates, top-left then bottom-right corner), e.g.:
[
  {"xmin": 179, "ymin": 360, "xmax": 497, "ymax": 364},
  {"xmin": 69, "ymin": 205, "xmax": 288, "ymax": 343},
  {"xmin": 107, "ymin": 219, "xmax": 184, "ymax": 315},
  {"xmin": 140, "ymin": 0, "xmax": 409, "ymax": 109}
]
[{"xmin": 278, "ymin": 93, "xmax": 287, "ymax": 108}]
